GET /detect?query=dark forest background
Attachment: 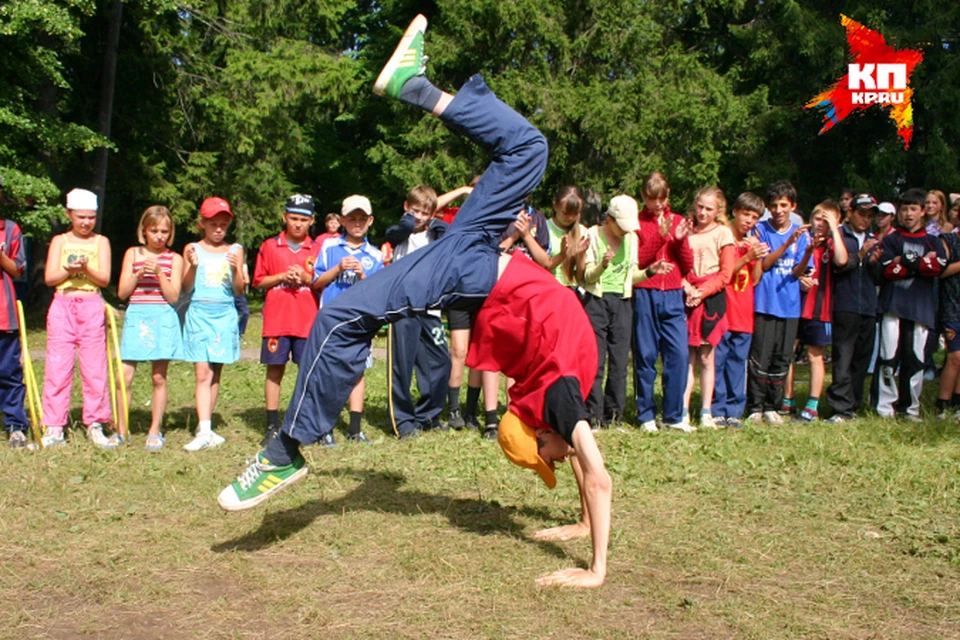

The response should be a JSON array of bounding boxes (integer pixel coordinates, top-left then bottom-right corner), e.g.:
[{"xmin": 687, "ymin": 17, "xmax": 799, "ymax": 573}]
[{"xmin": 2, "ymin": 0, "xmax": 957, "ymax": 300}]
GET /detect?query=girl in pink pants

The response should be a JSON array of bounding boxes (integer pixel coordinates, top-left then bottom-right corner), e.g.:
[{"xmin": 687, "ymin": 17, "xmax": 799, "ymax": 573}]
[{"xmin": 40, "ymin": 188, "xmax": 115, "ymax": 448}]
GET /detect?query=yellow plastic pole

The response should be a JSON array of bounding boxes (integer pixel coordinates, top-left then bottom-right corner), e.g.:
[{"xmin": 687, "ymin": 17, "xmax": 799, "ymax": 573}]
[
  {"xmin": 105, "ymin": 305, "xmax": 128, "ymax": 441},
  {"xmin": 16, "ymin": 300, "xmax": 43, "ymax": 447},
  {"xmin": 105, "ymin": 307, "xmax": 119, "ymax": 432}
]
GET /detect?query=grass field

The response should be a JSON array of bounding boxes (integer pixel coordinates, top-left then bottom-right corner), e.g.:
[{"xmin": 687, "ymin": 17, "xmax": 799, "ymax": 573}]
[{"xmin": 3, "ymin": 308, "xmax": 959, "ymax": 639}]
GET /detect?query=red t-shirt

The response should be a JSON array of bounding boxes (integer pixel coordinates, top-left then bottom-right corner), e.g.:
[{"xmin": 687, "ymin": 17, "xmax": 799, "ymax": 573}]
[
  {"xmin": 466, "ymin": 254, "xmax": 597, "ymax": 434},
  {"xmin": 800, "ymin": 242, "xmax": 833, "ymax": 322},
  {"xmin": 725, "ymin": 242, "xmax": 757, "ymax": 333},
  {"xmin": 253, "ymin": 232, "xmax": 320, "ymax": 338},
  {"xmin": 439, "ymin": 207, "xmax": 459, "ymax": 225}
]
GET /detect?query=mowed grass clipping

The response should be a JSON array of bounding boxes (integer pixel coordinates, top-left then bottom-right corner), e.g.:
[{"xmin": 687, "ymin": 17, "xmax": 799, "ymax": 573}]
[{"xmin": 2, "ymin": 310, "xmax": 959, "ymax": 639}]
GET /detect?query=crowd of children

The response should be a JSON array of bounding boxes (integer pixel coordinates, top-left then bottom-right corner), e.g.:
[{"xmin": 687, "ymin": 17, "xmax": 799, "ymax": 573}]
[{"xmin": 6, "ymin": 171, "xmax": 960, "ymax": 451}]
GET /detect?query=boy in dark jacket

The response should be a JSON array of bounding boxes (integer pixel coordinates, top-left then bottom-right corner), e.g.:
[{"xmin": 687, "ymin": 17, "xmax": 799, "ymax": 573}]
[{"xmin": 826, "ymin": 194, "xmax": 882, "ymax": 421}]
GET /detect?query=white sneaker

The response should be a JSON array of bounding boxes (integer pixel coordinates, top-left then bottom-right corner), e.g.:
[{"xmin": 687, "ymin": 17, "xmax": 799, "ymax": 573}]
[
  {"xmin": 700, "ymin": 414, "xmax": 721, "ymax": 429},
  {"xmin": 641, "ymin": 420, "xmax": 659, "ymax": 433},
  {"xmin": 665, "ymin": 421, "xmax": 697, "ymax": 433},
  {"xmin": 41, "ymin": 426, "xmax": 65, "ymax": 448},
  {"xmin": 763, "ymin": 411, "xmax": 784, "ymax": 425},
  {"xmin": 86, "ymin": 423, "xmax": 112, "ymax": 449},
  {"xmin": 745, "ymin": 412, "xmax": 764, "ymax": 424},
  {"xmin": 183, "ymin": 430, "xmax": 226, "ymax": 451}
]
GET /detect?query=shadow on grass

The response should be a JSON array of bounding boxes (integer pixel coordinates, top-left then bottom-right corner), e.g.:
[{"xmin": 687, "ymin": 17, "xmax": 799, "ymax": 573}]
[
  {"xmin": 211, "ymin": 468, "xmax": 574, "ymax": 563},
  {"xmin": 234, "ymin": 407, "xmax": 399, "ymax": 440}
]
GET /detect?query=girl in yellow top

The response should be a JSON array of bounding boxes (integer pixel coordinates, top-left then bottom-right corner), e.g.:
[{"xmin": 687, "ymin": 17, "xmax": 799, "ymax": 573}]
[{"xmin": 40, "ymin": 189, "xmax": 115, "ymax": 448}]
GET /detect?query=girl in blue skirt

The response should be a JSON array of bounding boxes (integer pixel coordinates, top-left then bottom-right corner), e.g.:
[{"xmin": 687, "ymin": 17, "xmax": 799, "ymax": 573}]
[
  {"xmin": 181, "ymin": 197, "xmax": 245, "ymax": 451},
  {"xmin": 117, "ymin": 206, "xmax": 184, "ymax": 451}
]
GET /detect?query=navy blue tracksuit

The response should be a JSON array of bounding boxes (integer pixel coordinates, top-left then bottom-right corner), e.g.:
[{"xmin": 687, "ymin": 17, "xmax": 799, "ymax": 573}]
[
  {"xmin": 282, "ymin": 76, "xmax": 548, "ymax": 444},
  {"xmin": 388, "ymin": 315, "xmax": 450, "ymax": 436},
  {"xmin": 385, "ymin": 216, "xmax": 452, "ymax": 436}
]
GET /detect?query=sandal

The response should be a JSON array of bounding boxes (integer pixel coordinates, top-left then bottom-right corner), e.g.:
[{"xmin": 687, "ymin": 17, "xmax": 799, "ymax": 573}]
[
  {"xmin": 145, "ymin": 433, "xmax": 165, "ymax": 452},
  {"xmin": 102, "ymin": 433, "xmax": 126, "ymax": 450}
]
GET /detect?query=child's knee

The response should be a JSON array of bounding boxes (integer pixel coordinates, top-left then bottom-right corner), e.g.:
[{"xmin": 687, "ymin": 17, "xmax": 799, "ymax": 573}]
[{"xmin": 151, "ymin": 371, "xmax": 167, "ymax": 388}]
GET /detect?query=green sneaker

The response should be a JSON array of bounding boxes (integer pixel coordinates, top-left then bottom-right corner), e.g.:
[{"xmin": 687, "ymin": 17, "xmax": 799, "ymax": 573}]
[
  {"xmin": 373, "ymin": 14, "xmax": 428, "ymax": 98},
  {"xmin": 217, "ymin": 453, "xmax": 308, "ymax": 512}
]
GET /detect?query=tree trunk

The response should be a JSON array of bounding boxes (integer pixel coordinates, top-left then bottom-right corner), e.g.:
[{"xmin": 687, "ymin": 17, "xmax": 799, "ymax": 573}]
[{"xmin": 92, "ymin": 0, "xmax": 123, "ymax": 232}]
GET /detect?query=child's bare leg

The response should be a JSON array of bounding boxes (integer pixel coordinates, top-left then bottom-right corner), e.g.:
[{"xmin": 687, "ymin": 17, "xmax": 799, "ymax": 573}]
[
  {"xmin": 265, "ymin": 364, "xmax": 285, "ymax": 411},
  {"xmin": 784, "ymin": 361, "xmax": 795, "ymax": 401},
  {"xmin": 349, "ymin": 375, "xmax": 365, "ymax": 413},
  {"xmin": 149, "ymin": 361, "xmax": 169, "ymax": 436},
  {"xmin": 938, "ymin": 351, "xmax": 960, "ymax": 406},
  {"xmin": 808, "ymin": 346, "xmax": 826, "ymax": 399},
  {"xmin": 699, "ymin": 345, "xmax": 715, "ymax": 411},
  {"xmin": 797, "ymin": 345, "xmax": 825, "ymax": 420},
  {"xmin": 684, "ymin": 347, "xmax": 696, "ymax": 411},
  {"xmin": 483, "ymin": 370, "xmax": 500, "ymax": 413},
  {"xmin": 449, "ymin": 328, "xmax": 468, "ymax": 392},
  {"xmin": 209, "ymin": 363, "xmax": 223, "ymax": 416},
  {"xmin": 431, "ymin": 93, "xmax": 453, "ymax": 117},
  {"xmin": 195, "ymin": 363, "xmax": 215, "ymax": 422}
]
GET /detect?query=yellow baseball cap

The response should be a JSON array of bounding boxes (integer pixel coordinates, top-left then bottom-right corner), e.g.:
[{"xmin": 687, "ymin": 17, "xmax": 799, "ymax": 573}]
[{"xmin": 497, "ymin": 411, "xmax": 557, "ymax": 489}]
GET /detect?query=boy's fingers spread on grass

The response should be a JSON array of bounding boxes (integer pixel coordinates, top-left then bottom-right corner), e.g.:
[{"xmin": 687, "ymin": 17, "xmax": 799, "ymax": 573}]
[
  {"xmin": 533, "ymin": 522, "xmax": 590, "ymax": 541},
  {"xmin": 536, "ymin": 568, "xmax": 604, "ymax": 588}
]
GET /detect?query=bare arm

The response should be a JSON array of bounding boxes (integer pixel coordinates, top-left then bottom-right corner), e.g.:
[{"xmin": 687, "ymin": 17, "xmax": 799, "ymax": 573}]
[
  {"xmin": 314, "ymin": 256, "xmax": 362, "ymax": 289},
  {"xmin": 44, "ymin": 235, "xmax": 69, "ymax": 287},
  {"xmin": 0, "ymin": 250, "xmax": 21, "ymax": 278},
  {"xmin": 255, "ymin": 272, "xmax": 288, "ymax": 290},
  {"xmin": 116, "ymin": 248, "xmax": 139, "ymax": 300},
  {"xmin": 521, "ymin": 232, "xmax": 553, "ymax": 269},
  {"xmin": 827, "ymin": 213, "xmax": 849, "ymax": 268},
  {"xmin": 80, "ymin": 235, "xmax": 112, "ymax": 289},
  {"xmin": 436, "ymin": 185, "xmax": 473, "ymax": 210},
  {"xmin": 792, "ymin": 243, "xmax": 815, "ymax": 280},
  {"xmin": 181, "ymin": 244, "xmax": 198, "ymax": 293},
  {"xmin": 159, "ymin": 254, "xmax": 184, "ymax": 304},
  {"xmin": 227, "ymin": 247, "xmax": 246, "ymax": 296},
  {"xmin": 534, "ymin": 421, "xmax": 611, "ymax": 588}
]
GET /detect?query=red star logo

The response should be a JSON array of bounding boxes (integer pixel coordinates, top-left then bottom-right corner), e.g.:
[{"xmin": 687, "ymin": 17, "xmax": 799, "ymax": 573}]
[{"xmin": 805, "ymin": 15, "xmax": 923, "ymax": 149}]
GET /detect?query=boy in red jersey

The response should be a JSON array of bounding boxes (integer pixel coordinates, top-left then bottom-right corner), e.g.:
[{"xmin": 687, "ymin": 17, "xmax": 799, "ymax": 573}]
[
  {"xmin": 253, "ymin": 195, "xmax": 321, "ymax": 446},
  {"xmin": 712, "ymin": 193, "xmax": 768, "ymax": 428}
]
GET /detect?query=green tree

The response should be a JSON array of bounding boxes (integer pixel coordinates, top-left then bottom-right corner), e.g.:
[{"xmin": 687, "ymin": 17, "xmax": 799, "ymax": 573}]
[{"xmin": 0, "ymin": 0, "xmax": 106, "ymax": 235}]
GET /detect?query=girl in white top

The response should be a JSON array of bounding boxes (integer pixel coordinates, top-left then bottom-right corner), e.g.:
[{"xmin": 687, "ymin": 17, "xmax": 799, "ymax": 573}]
[{"xmin": 682, "ymin": 187, "xmax": 736, "ymax": 429}]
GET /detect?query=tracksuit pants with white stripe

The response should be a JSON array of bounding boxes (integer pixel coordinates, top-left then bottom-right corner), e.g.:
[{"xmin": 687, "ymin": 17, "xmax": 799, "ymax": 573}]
[
  {"xmin": 875, "ymin": 313, "xmax": 928, "ymax": 418},
  {"xmin": 281, "ymin": 75, "xmax": 548, "ymax": 445}
]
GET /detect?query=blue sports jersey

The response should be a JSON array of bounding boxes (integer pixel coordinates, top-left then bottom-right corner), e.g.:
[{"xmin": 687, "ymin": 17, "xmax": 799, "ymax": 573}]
[
  {"xmin": 753, "ymin": 220, "xmax": 810, "ymax": 318},
  {"xmin": 316, "ymin": 235, "xmax": 384, "ymax": 306}
]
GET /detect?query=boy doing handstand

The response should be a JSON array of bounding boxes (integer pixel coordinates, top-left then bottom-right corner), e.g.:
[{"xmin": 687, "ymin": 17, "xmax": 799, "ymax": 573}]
[{"xmin": 218, "ymin": 16, "xmax": 612, "ymax": 588}]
